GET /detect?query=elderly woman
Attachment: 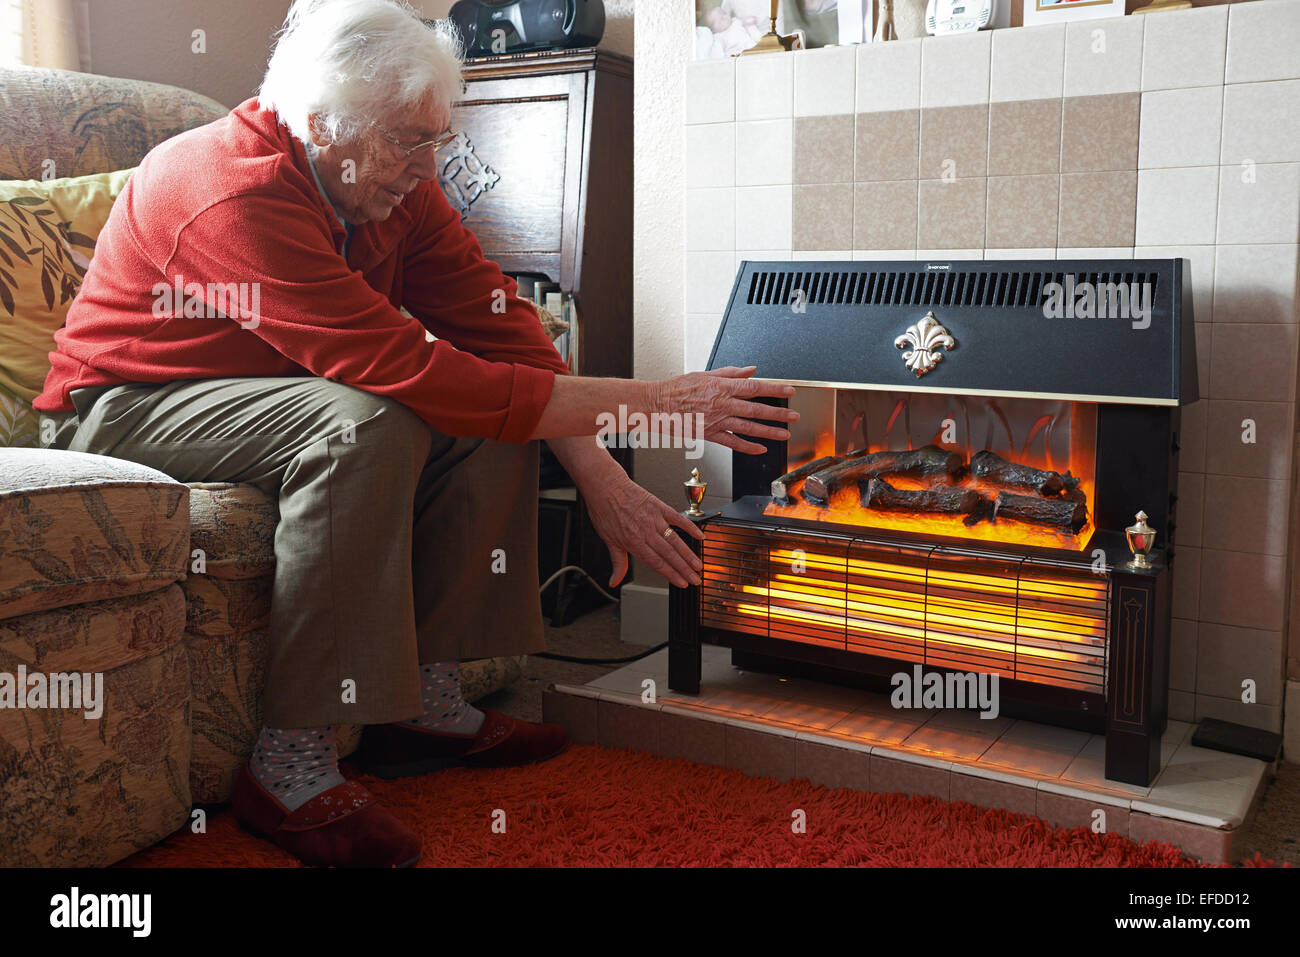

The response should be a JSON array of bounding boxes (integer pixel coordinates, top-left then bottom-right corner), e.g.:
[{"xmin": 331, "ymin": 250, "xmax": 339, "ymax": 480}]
[{"xmin": 33, "ymin": 0, "xmax": 795, "ymax": 867}]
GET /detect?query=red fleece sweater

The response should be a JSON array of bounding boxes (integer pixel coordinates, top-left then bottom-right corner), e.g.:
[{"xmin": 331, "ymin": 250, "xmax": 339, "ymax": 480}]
[{"xmin": 35, "ymin": 98, "xmax": 569, "ymax": 443}]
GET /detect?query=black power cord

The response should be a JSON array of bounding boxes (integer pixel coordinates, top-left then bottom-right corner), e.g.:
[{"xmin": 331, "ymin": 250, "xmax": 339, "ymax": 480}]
[{"xmin": 532, "ymin": 642, "xmax": 666, "ymax": 666}]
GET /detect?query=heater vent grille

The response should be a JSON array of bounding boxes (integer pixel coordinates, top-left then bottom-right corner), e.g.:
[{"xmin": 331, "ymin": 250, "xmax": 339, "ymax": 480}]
[
  {"xmin": 744, "ymin": 268, "xmax": 1160, "ymax": 310},
  {"xmin": 699, "ymin": 521, "xmax": 1109, "ymax": 694}
]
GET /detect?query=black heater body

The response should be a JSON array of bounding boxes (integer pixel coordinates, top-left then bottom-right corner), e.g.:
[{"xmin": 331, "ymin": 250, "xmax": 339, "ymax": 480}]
[{"xmin": 669, "ymin": 259, "xmax": 1196, "ymax": 786}]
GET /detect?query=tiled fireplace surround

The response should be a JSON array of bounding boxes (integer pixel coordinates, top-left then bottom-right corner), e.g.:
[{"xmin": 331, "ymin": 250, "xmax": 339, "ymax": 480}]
[{"xmin": 679, "ymin": 1, "xmax": 1300, "ymax": 742}]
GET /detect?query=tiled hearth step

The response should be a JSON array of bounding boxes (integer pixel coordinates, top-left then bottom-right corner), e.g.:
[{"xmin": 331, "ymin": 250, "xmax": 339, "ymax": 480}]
[{"xmin": 541, "ymin": 647, "xmax": 1272, "ymax": 865}]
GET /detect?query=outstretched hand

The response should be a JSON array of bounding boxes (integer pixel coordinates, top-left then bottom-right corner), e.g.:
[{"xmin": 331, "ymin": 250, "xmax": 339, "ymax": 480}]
[
  {"xmin": 583, "ymin": 471, "xmax": 706, "ymax": 588},
  {"xmin": 654, "ymin": 366, "xmax": 798, "ymax": 455}
]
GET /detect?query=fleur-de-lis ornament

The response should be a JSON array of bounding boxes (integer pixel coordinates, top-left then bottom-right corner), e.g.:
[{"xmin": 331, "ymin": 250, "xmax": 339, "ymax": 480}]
[{"xmin": 894, "ymin": 312, "xmax": 955, "ymax": 377}]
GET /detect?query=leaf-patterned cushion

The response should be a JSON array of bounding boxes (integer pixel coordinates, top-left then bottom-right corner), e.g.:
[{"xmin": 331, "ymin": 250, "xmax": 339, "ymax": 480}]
[
  {"xmin": 0, "ymin": 169, "xmax": 133, "ymax": 447},
  {"xmin": 0, "ymin": 448, "xmax": 190, "ymax": 620}
]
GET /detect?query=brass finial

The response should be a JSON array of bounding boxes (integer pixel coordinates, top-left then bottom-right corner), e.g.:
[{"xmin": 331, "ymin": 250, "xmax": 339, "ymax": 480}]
[{"xmin": 684, "ymin": 468, "xmax": 707, "ymax": 517}]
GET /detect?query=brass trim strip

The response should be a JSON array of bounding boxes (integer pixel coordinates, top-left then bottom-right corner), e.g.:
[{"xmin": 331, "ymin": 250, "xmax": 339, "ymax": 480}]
[{"xmin": 755, "ymin": 379, "xmax": 1180, "ymax": 407}]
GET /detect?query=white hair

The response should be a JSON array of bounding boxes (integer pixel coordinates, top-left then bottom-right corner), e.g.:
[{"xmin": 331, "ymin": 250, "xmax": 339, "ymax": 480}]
[{"xmin": 258, "ymin": 0, "xmax": 464, "ymax": 145}]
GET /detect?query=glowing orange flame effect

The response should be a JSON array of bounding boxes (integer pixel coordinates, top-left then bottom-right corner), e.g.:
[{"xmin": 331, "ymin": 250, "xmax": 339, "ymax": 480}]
[{"xmin": 763, "ymin": 431, "xmax": 1096, "ymax": 552}]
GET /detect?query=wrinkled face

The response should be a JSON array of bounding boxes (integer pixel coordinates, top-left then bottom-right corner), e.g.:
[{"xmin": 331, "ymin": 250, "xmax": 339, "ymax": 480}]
[{"xmin": 308, "ymin": 93, "xmax": 450, "ymax": 225}]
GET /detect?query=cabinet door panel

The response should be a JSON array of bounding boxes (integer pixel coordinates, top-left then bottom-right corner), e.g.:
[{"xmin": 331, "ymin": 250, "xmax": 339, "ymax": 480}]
[{"xmin": 444, "ymin": 73, "xmax": 586, "ymax": 280}]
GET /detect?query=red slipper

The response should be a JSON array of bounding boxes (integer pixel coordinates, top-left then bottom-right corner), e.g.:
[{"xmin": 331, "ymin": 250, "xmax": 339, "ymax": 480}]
[
  {"xmin": 356, "ymin": 708, "xmax": 569, "ymax": 779},
  {"xmin": 231, "ymin": 761, "xmax": 421, "ymax": 867}
]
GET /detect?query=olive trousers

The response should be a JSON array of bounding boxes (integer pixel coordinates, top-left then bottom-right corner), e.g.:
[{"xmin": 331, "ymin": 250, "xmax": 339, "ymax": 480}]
[{"xmin": 40, "ymin": 377, "xmax": 545, "ymax": 728}]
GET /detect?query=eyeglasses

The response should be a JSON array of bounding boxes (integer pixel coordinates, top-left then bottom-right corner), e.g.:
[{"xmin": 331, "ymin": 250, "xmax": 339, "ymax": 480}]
[{"xmin": 372, "ymin": 122, "xmax": 459, "ymax": 158}]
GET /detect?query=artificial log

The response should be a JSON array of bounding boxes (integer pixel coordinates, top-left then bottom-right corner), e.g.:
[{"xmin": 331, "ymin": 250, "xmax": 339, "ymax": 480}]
[
  {"xmin": 860, "ymin": 477, "xmax": 984, "ymax": 516},
  {"xmin": 992, "ymin": 491, "xmax": 1088, "ymax": 533},
  {"xmin": 771, "ymin": 455, "xmax": 840, "ymax": 504},
  {"xmin": 970, "ymin": 450, "xmax": 1068, "ymax": 496},
  {"xmin": 802, "ymin": 445, "xmax": 963, "ymax": 505}
]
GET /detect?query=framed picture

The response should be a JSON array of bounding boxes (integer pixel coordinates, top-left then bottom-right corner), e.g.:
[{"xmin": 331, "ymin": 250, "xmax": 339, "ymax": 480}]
[
  {"xmin": 836, "ymin": 0, "xmax": 875, "ymax": 45},
  {"xmin": 694, "ymin": 0, "xmax": 771, "ymax": 59},
  {"xmin": 1022, "ymin": 0, "xmax": 1126, "ymax": 27},
  {"xmin": 778, "ymin": 0, "xmax": 842, "ymax": 49}
]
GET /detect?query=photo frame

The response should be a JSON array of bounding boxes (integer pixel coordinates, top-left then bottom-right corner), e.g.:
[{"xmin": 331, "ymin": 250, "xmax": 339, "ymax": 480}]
[{"xmin": 1022, "ymin": 0, "xmax": 1126, "ymax": 27}]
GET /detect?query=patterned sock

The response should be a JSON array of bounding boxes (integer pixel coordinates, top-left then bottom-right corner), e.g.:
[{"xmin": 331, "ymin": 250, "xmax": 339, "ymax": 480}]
[
  {"xmin": 249, "ymin": 725, "xmax": 346, "ymax": 811},
  {"xmin": 400, "ymin": 662, "xmax": 486, "ymax": 736}
]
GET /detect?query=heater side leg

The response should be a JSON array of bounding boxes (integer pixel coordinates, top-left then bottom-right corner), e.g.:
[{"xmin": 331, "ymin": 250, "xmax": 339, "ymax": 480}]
[
  {"xmin": 668, "ymin": 533, "xmax": 703, "ymax": 694},
  {"xmin": 1105, "ymin": 570, "xmax": 1167, "ymax": 786}
]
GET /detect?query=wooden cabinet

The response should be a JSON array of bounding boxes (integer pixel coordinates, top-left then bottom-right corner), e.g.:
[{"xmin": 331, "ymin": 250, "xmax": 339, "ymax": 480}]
[
  {"xmin": 444, "ymin": 47, "xmax": 632, "ymax": 379},
  {"xmin": 443, "ymin": 48, "xmax": 633, "ymax": 621}
]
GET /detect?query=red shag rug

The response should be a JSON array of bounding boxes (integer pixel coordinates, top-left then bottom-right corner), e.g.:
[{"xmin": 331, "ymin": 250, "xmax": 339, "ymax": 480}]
[{"xmin": 118, "ymin": 744, "xmax": 1265, "ymax": 867}]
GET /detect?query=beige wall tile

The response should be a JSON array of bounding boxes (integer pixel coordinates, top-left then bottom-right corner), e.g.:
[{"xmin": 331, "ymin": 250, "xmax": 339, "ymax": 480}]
[
  {"xmin": 1061, "ymin": 93, "xmax": 1139, "ymax": 173},
  {"xmin": 1208, "ymin": 323, "xmax": 1298, "ymax": 403},
  {"xmin": 1195, "ymin": 321, "xmax": 1211, "ymax": 396},
  {"xmin": 1201, "ymin": 474, "xmax": 1290, "ymax": 556},
  {"xmin": 685, "ymin": 187, "xmax": 735, "ymax": 252},
  {"xmin": 1168, "ymin": 689, "xmax": 1196, "ymax": 723},
  {"xmin": 1136, "ymin": 167, "xmax": 1220, "ymax": 247},
  {"xmin": 736, "ymin": 185, "xmax": 793, "ymax": 250},
  {"xmin": 795, "ymin": 45, "xmax": 857, "ymax": 118},
  {"xmin": 792, "ymin": 250, "xmax": 853, "ymax": 261},
  {"xmin": 918, "ymin": 178, "xmax": 987, "ymax": 250},
  {"xmin": 990, "ymin": 22, "xmax": 1066, "ymax": 103},
  {"xmin": 659, "ymin": 709, "xmax": 726, "ymax": 765},
  {"xmin": 1141, "ymin": 5, "xmax": 1228, "ymax": 92},
  {"xmin": 985, "ymin": 174, "xmax": 1060, "ymax": 249},
  {"xmin": 1180, "ymin": 398, "xmax": 1207, "ymax": 473},
  {"xmin": 1216, "ymin": 162, "xmax": 1300, "ymax": 245},
  {"xmin": 1199, "ymin": 548, "xmax": 1286, "ymax": 631},
  {"xmin": 1170, "ymin": 617, "xmax": 1198, "ymax": 691},
  {"xmin": 854, "ymin": 249, "xmax": 918, "ymax": 261},
  {"xmin": 793, "ymin": 184, "xmax": 854, "ymax": 252},
  {"xmin": 855, "ymin": 109, "xmax": 920, "ymax": 182},
  {"xmin": 915, "ymin": 249, "xmax": 984, "ymax": 261},
  {"xmin": 1220, "ymin": 79, "xmax": 1300, "ymax": 166},
  {"xmin": 1063, "ymin": 15, "xmax": 1145, "ymax": 98},
  {"xmin": 794, "ymin": 114, "xmax": 855, "ymax": 185},
  {"xmin": 1055, "ymin": 246, "xmax": 1133, "ymax": 259},
  {"xmin": 1193, "ymin": 694, "xmax": 1281, "ymax": 734},
  {"xmin": 736, "ymin": 51, "xmax": 793, "ymax": 121},
  {"xmin": 857, "ymin": 36, "xmax": 923, "ymax": 113},
  {"xmin": 1196, "ymin": 621, "xmax": 1279, "ymax": 702},
  {"xmin": 686, "ymin": 58, "xmax": 736, "ymax": 125},
  {"xmin": 685, "ymin": 123, "xmax": 736, "ymax": 188},
  {"xmin": 1138, "ymin": 87, "xmax": 1223, "ymax": 170},
  {"xmin": 684, "ymin": 314, "xmax": 723, "ymax": 373},
  {"xmin": 1212, "ymin": 244, "xmax": 1300, "ymax": 325},
  {"xmin": 1134, "ymin": 245, "xmax": 1216, "ymax": 325},
  {"xmin": 920, "ymin": 30, "xmax": 991, "ymax": 108},
  {"xmin": 736, "ymin": 118, "xmax": 793, "ymax": 187},
  {"xmin": 1172, "ymin": 544, "xmax": 1200, "ymax": 620},
  {"xmin": 1175, "ymin": 472, "xmax": 1204, "ymax": 548},
  {"xmin": 854, "ymin": 181, "xmax": 920, "ymax": 250},
  {"xmin": 988, "ymin": 98, "xmax": 1062, "ymax": 176},
  {"xmin": 1058, "ymin": 170, "xmax": 1137, "ymax": 248},
  {"xmin": 919, "ymin": 103, "xmax": 990, "ymax": 180},
  {"xmin": 1204, "ymin": 398, "xmax": 1294, "ymax": 480},
  {"xmin": 1226, "ymin": 0, "xmax": 1300, "ymax": 85},
  {"xmin": 686, "ymin": 251, "xmax": 739, "ymax": 314},
  {"xmin": 984, "ymin": 247, "xmax": 1056, "ymax": 260}
]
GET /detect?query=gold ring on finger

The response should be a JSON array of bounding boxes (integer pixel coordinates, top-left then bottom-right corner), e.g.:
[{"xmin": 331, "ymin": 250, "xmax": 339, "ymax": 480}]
[{"xmin": 663, "ymin": 527, "xmax": 675, "ymax": 539}]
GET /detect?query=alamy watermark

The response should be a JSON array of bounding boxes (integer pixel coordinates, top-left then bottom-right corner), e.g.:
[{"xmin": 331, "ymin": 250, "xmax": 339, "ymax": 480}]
[
  {"xmin": 152, "ymin": 274, "xmax": 261, "ymax": 329},
  {"xmin": 596, "ymin": 405, "xmax": 706, "ymax": 460},
  {"xmin": 1042, "ymin": 276, "xmax": 1152, "ymax": 330},
  {"xmin": 0, "ymin": 666, "xmax": 103, "ymax": 719},
  {"xmin": 891, "ymin": 664, "xmax": 1000, "ymax": 719}
]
